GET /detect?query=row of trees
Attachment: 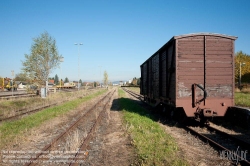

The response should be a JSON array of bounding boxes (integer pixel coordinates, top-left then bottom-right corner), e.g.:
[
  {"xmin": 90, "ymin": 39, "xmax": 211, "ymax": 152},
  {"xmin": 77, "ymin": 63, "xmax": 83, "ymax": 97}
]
[{"xmin": 48, "ymin": 75, "xmax": 71, "ymax": 85}]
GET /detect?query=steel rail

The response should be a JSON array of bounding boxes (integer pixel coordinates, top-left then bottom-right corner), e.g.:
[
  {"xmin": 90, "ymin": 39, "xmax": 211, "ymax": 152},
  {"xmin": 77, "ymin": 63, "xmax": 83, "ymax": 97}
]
[
  {"xmin": 0, "ymin": 94, "xmax": 37, "ymax": 100},
  {"xmin": 205, "ymin": 125, "xmax": 250, "ymax": 155},
  {"xmin": 24, "ymin": 90, "xmax": 113, "ymax": 166},
  {"xmin": 123, "ymin": 87, "xmax": 250, "ymax": 165},
  {"xmin": 69, "ymin": 89, "xmax": 116, "ymax": 166},
  {"xmin": 122, "ymin": 87, "xmax": 143, "ymax": 101},
  {"xmin": 185, "ymin": 126, "xmax": 250, "ymax": 165}
]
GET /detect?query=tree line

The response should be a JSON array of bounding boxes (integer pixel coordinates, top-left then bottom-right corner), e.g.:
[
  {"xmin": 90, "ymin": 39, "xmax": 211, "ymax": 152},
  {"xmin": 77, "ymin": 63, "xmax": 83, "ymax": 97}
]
[{"xmin": 235, "ymin": 51, "xmax": 250, "ymax": 84}]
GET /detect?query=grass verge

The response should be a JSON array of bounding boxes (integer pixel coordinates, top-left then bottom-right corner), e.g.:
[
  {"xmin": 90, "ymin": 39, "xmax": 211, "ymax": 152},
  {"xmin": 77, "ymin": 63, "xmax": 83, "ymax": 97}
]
[
  {"xmin": 235, "ymin": 92, "xmax": 250, "ymax": 107},
  {"xmin": 0, "ymin": 89, "xmax": 107, "ymax": 149},
  {"xmin": 0, "ymin": 89, "xmax": 92, "ymax": 117},
  {"xmin": 126, "ymin": 87, "xmax": 140, "ymax": 94},
  {"xmin": 118, "ymin": 88, "xmax": 188, "ymax": 166}
]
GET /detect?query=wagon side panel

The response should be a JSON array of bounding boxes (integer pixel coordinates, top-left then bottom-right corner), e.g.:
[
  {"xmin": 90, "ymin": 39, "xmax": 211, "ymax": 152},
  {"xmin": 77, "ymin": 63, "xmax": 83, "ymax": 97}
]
[
  {"xmin": 160, "ymin": 50, "xmax": 167, "ymax": 97},
  {"xmin": 167, "ymin": 43, "xmax": 176, "ymax": 102},
  {"xmin": 152, "ymin": 53, "xmax": 160, "ymax": 99}
]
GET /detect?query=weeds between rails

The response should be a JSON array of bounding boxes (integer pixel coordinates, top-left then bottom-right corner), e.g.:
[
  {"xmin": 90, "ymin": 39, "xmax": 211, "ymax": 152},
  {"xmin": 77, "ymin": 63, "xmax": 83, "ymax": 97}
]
[{"xmin": 24, "ymin": 90, "xmax": 115, "ymax": 166}]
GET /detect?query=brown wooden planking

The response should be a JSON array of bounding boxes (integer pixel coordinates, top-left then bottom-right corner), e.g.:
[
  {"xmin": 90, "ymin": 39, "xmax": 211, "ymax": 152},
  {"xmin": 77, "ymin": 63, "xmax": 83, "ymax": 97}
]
[
  {"xmin": 205, "ymin": 55, "xmax": 233, "ymax": 59},
  {"xmin": 178, "ymin": 71, "xmax": 232, "ymax": 76},
  {"xmin": 206, "ymin": 63, "xmax": 232, "ymax": 68},
  {"xmin": 178, "ymin": 75, "xmax": 232, "ymax": 79},
  {"xmin": 206, "ymin": 68, "xmax": 233, "ymax": 72},
  {"xmin": 141, "ymin": 33, "xmax": 235, "ymax": 116},
  {"xmin": 177, "ymin": 79, "xmax": 231, "ymax": 84},
  {"xmin": 178, "ymin": 46, "xmax": 204, "ymax": 51},
  {"xmin": 178, "ymin": 59, "xmax": 232, "ymax": 63},
  {"xmin": 178, "ymin": 51, "xmax": 204, "ymax": 55},
  {"xmin": 161, "ymin": 50, "xmax": 167, "ymax": 97},
  {"xmin": 178, "ymin": 63, "xmax": 204, "ymax": 67},
  {"xmin": 152, "ymin": 54, "xmax": 160, "ymax": 98},
  {"xmin": 206, "ymin": 75, "xmax": 232, "ymax": 80},
  {"xmin": 178, "ymin": 38, "xmax": 204, "ymax": 41},
  {"xmin": 177, "ymin": 44, "xmax": 204, "ymax": 47},
  {"xmin": 206, "ymin": 83, "xmax": 233, "ymax": 86},
  {"xmin": 206, "ymin": 47, "xmax": 232, "ymax": 51},
  {"xmin": 178, "ymin": 76, "xmax": 233, "ymax": 80},
  {"xmin": 178, "ymin": 76, "xmax": 204, "ymax": 81},
  {"xmin": 206, "ymin": 80, "xmax": 233, "ymax": 84},
  {"xmin": 205, "ymin": 42, "xmax": 232, "ymax": 46},
  {"xmin": 177, "ymin": 67, "xmax": 204, "ymax": 71},
  {"xmin": 142, "ymin": 63, "xmax": 148, "ymax": 95}
]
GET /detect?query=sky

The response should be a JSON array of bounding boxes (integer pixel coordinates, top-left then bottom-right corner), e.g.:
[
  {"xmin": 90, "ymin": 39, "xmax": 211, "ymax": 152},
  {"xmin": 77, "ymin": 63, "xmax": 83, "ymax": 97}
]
[{"xmin": 0, "ymin": 0, "xmax": 250, "ymax": 82}]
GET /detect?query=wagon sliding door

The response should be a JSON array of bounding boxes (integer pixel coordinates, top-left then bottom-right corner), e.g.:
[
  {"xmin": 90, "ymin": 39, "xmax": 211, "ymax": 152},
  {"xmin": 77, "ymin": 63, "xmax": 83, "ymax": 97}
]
[{"xmin": 176, "ymin": 34, "xmax": 235, "ymax": 117}]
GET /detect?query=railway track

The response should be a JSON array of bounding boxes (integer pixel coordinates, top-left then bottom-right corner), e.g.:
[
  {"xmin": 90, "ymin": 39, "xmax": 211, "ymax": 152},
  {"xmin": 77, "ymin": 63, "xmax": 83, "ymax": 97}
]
[
  {"xmin": 122, "ymin": 87, "xmax": 250, "ymax": 165},
  {"xmin": 0, "ymin": 102, "xmax": 58, "ymax": 122},
  {"xmin": 23, "ymin": 89, "xmax": 116, "ymax": 166},
  {"xmin": 0, "ymin": 93, "xmax": 37, "ymax": 100},
  {"xmin": 0, "ymin": 89, "xmax": 100, "ymax": 122},
  {"xmin": 185, "ymin": 125, "xmax": 250, "ymax": 165},
  {"xmin": 121, "ymin": 87, "xmax": 143, "ymax": 101}
]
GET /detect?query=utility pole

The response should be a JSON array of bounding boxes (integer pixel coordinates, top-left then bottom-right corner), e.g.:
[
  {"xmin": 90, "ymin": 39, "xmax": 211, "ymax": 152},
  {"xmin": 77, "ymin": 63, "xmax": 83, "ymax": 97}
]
[
  {"xmin": 239, "ymin": 62, "xmax": 246, "ymax": 89},
  {"xmin": 60, "ymin": 57, "xmax": 64, "ymax": 92},
  {"xmin": 11, "ymin": 70, "xmax": 14, "ymax": 96},
  {"xmin": 98, "ymin": 66, "xmax": 102, "ymax": 87},
  {"xmin": 75, "ymin": 43, "xmax": 83, "ymax": 91}
]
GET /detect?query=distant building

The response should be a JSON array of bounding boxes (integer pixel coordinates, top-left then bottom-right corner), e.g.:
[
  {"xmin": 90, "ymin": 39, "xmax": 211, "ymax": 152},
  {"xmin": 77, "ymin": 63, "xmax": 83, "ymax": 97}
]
[
  {"xmin": 73, "ymin": 81, "xmax": 81, "ymax": 88},
  {"xmin": 16, "ymin": 81, "xmax": 27, "ymax": 89},
  {"xmin": 49, "ymin": 79, "xmax": 55, "ymax": 85}
]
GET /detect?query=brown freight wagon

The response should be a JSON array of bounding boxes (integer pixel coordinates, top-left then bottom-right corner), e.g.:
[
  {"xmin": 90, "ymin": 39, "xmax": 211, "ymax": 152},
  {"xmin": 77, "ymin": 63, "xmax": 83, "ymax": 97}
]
[{"xmin": 140, "ymin": 33, "xmax": 237, "ymax": 120}]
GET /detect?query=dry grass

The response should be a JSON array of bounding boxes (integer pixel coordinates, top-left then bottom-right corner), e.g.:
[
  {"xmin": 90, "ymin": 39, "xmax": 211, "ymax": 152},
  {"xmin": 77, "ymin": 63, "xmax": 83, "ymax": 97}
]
[
  {"xmin": 235, "ymin": 88, "xmax": 241, "ymax": 92},
  {"xmin": 0, "ymin": 89, "xmax": 99, "ymax": 119},
  {"xmin": 0, "ymin": 89, "xmax": 107, "ymax": 150},
  {"xmin": 126, "ymin": 87, "xmax": 140, "ymax": 94},
  {"xmin": 64, "ymin": 129, "xmax": 83, "ymax": 151},
  {"xmin": 241, "ymin": 88, "xmax": 250, "ymax": 93}
]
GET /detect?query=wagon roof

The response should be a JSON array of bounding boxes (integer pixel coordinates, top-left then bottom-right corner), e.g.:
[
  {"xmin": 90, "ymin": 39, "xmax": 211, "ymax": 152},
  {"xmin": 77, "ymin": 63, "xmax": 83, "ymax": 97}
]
[
  {"xmin": 140, "ymin": 33, "xmax": 237, "ymax": 66},
  {"xmin": 173, "ymin": 33, "xmax": 237, "ymax": 40}
]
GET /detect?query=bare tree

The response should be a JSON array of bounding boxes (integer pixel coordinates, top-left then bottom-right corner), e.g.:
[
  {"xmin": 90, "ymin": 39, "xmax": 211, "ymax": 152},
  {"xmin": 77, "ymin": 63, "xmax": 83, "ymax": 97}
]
[{"xmin": 22, "ymin": 31, "xmax": 62, "ymax": 86}]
